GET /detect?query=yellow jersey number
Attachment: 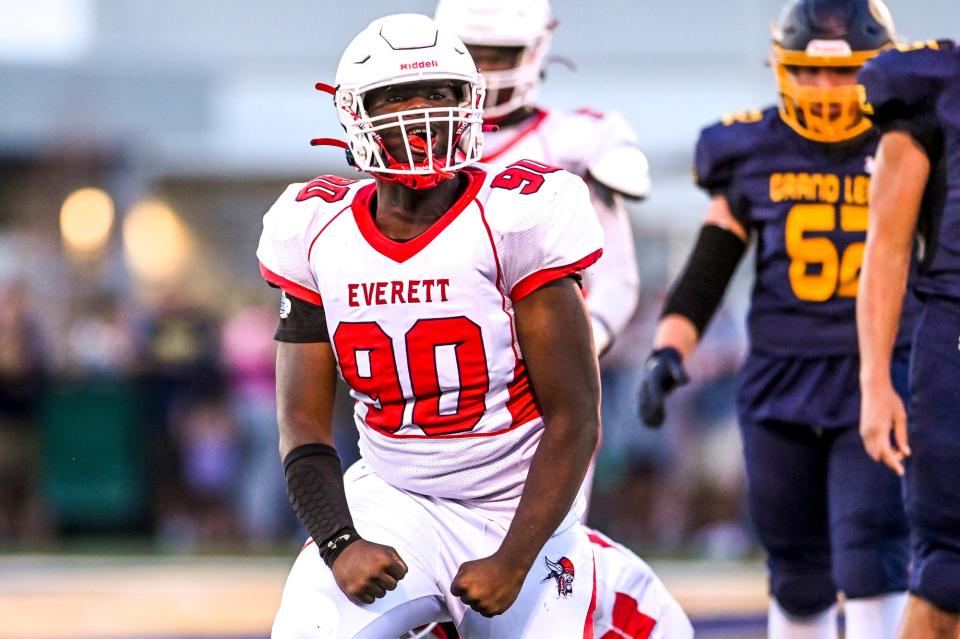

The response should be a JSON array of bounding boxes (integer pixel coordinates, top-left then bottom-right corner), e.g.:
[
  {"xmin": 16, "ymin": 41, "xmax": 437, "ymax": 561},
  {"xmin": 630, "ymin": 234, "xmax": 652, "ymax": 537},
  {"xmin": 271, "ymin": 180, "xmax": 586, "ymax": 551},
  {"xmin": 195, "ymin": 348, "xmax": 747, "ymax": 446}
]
[{"xmin": 785, "ymin": 203, "xmax": 868, "ymax": 301}]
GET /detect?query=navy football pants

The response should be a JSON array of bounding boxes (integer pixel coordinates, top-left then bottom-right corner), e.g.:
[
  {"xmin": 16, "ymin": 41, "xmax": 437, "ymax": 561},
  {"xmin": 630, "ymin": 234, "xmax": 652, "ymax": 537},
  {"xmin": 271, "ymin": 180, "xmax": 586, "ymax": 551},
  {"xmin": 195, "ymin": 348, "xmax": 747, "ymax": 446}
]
[
  {"xmin": 905, "ymin": 297, "xmax": 960, "ymax": 613},
  {"xmin": 739, "ymin": 417, "xmax": 910, "ymax": 617}
]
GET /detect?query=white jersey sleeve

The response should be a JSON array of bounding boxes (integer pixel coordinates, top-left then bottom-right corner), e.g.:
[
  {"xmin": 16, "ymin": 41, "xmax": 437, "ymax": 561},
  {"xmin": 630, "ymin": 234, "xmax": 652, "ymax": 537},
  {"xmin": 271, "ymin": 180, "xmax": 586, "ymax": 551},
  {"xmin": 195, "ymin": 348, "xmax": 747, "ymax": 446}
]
[
  {"xmin": 496, "ymin": 168, "xmax": 605, "ymax": 303},
  {"xmin": 257, "ymin": 182, "xmax": 322, "ymax": 305},
  {"xmin": 256, "ymin": 176, "xmax": 363, "ymax": 305},
  {"xmin": 583, "ymin": 190, "xmax": 641, "ymax": 353},
  {"xmin": 586, "ymin": 527, "xmax": 694, "ymax": 639}
]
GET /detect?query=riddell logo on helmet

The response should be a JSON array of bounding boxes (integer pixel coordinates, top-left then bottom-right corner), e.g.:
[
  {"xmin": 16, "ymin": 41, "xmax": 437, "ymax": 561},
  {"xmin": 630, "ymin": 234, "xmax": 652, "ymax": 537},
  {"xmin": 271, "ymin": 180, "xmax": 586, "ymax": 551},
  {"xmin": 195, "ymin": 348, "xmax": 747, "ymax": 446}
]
[
  {"xmin": 805, "ymin": 39, "xmax": 853, "ymax": 56},
  {"xmin": 399, "ymin": 60, "xmax": 438, "ymax": 70}
]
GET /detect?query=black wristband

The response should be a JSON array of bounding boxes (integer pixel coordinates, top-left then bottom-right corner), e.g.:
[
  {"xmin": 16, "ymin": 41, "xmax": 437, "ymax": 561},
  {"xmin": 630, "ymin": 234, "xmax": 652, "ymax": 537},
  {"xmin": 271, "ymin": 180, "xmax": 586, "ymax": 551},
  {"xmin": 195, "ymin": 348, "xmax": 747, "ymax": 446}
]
[
  {"xmin": 662, "ymin": 224, "xmax": 746, "ymax": 335},
  {"xmin": 320, "ymin": 528, "xmax": 361, "ymax": 566},
  {"xmin": 283, "ymin": 444, "xmax": 361, "ymax": 567}
]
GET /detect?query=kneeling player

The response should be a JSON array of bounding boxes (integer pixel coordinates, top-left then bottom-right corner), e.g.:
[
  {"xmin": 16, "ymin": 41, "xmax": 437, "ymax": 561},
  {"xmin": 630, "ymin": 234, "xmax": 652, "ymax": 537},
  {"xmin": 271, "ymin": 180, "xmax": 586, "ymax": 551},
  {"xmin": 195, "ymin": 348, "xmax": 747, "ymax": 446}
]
[
  {"xmin": 262, "ymin": 14, "xmax": 604, "ymax": 638},
  {"xmin": 586, "ymin": 528, "xmax": 692, "ymax": 639}
]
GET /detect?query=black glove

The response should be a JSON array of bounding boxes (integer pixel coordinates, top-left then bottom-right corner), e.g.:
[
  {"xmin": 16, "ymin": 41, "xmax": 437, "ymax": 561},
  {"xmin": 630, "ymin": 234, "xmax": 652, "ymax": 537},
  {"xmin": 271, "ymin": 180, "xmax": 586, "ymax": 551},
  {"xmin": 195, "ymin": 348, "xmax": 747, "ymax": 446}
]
[{"xmin": 639, "ymin": 347, "xmax": 689, "ymax": 427}]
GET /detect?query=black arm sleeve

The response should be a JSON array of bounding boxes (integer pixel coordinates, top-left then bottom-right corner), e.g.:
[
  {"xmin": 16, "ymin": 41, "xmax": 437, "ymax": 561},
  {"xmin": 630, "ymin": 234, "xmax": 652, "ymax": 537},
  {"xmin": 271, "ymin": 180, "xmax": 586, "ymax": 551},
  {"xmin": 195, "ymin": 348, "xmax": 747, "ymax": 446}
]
[
  {"xmin": 274, "ymin": 292, "xmax": 330, "ymax": 343},
  {"xmin": 661, "ymin": 224, "xmax": 747, "ymax": 335},
  {"xmin": 283, "ymin": 444, "xmax": 361, "ymax": 567}
]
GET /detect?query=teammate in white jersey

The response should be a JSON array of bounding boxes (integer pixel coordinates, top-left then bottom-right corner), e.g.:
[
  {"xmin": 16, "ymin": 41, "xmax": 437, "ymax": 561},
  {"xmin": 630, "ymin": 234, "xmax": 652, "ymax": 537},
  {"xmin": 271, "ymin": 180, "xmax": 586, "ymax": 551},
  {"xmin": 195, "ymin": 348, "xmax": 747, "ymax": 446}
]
[
  {"xmin": 435, "ymin": 0, "xmax": 648, "ymax": 357},
  {"xmin": 261, "ymin": 14, "xmax": 606, "ymax": 638},
  {"xmin": 585, "ymin": 528, "xmax": 693, "ymax": 639}
]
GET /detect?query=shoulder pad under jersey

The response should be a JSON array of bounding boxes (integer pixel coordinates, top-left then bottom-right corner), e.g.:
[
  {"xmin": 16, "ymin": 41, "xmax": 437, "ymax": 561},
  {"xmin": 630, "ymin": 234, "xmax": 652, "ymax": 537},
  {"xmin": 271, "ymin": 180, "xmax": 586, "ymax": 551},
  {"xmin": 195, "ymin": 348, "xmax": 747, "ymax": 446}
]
[
  {"xmin": 694, "ymin": 106, "xmax": 779, "ymax": 193},
  {"xmin": 542, "ymin": 108, "xmax": 640, "ymax": 167},
  {"xmin": 256, "ymin": 175, "xmax": 367, "ymax": 304},
  {"xmin": 481, "ymin": 161, "xmax": 604, "ymax": 302},
  {"xmin": 859, "ymin": 40, "xmax": 957, "ymax": 129}
]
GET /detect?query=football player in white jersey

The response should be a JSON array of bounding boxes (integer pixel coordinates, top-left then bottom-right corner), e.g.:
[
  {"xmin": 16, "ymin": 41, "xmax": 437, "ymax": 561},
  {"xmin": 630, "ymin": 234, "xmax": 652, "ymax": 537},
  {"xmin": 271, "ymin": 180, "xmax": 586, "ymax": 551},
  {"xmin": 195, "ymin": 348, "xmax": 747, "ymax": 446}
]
[
  {"xmin": 431, "ymin": 3, "xmax": 693, "ymax": 638},
  {"xmin": 434, "ymin": 0, "xmax": 647, "ymax": 358},
  {"xmin": 261, "ymin": 13, "xmax": 608, "ymax": 639}
]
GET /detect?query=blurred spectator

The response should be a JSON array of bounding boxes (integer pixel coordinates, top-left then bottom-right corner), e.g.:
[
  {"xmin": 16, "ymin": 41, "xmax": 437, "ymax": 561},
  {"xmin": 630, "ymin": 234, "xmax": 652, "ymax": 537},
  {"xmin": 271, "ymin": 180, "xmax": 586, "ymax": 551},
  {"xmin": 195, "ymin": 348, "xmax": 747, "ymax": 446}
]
[
  {"xmin": 64, "ymin": 292, "xmax": 137, "ymax": 376},
  {"xmin": 0, "ymin": 279, "xmax": 50, "ymax": 542},
  {"xmin": 222, "ymin": 303, "xmax": 300, "ymax": 546},
  {"xmin": 135, "ymin": 293, "xmax": 225, "ymax": 539},
  {"xmin": 159, "ymin": 390, "xmax": 240, "ymax": 548}
]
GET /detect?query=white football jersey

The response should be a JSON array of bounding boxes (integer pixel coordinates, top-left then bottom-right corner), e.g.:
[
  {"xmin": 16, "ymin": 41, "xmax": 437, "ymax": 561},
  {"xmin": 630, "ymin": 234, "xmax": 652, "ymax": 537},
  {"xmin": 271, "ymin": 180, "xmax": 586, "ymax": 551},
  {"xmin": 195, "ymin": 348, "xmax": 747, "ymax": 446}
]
[
  {"xmin": 586, "ymin": 528, "xmax": 694, "ymax": 639},
  {"xmin": 483, "ymin": 108, "xmax": 642, "ymax": 353},
  {"xmin": 257, "ymin": 164, "xmax": 602, "ymax": 514},
  {"xmin": 482, "ymin": 108, "xmax": 636, "ymax": 176}
]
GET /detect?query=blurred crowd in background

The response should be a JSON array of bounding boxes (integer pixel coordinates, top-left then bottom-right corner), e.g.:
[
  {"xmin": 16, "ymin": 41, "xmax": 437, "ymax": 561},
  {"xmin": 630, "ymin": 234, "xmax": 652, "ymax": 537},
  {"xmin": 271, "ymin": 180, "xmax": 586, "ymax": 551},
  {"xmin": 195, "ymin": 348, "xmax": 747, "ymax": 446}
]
[
  {"xmin": 0, "ymin": 189, "xmax": 750, "ymax": 557},
  {"xmin": 0, "ymin": 0, "xmax": 951, "ymax": 560}
]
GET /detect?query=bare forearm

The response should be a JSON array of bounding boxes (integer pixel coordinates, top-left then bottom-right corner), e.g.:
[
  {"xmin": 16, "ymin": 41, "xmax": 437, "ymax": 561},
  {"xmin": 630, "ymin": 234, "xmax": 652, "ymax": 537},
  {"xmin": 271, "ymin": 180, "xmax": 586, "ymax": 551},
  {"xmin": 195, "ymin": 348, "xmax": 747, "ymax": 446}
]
[
  {"xmin": 498, "ymin": 412, "xmax": 598, "ymax": 568},
  {"xmin": 278, "ymin": 414, "xmax": 335, "ymax": 456},
  {"xmin": 504, "ymin": 278, "xmax": 600, "ymax": 568},
  {"xmin": 276, "ymin": 341, "xmax": 338, "ymax": 457},
  {"xmin": 653, "ymin": 314, "xmax": 700, "ymax": 359},
  {"xmin": 857, "ymin": 242, "xmax": 909, "ymax": 383},
  {"xmin": 858, "ymin": 131, "xmax": 928, "ymax": 384}
]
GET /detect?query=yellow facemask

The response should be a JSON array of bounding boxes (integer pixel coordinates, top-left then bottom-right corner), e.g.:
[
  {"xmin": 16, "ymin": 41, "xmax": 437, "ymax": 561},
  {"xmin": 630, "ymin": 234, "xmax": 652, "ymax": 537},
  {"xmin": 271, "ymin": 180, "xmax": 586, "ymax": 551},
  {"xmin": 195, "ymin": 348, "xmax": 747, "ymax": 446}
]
[{"xmin": 771, "ymin": 42, "xmax": 887, "ymax": 143}]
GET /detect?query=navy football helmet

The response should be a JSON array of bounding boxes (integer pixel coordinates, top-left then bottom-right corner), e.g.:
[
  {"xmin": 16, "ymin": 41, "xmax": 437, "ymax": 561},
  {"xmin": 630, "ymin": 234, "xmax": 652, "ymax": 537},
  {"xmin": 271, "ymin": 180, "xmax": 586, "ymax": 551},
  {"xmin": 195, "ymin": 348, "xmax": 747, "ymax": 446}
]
[{"xmin": 771, "ymin": 0, "xmax": 896, "ymax": 142}]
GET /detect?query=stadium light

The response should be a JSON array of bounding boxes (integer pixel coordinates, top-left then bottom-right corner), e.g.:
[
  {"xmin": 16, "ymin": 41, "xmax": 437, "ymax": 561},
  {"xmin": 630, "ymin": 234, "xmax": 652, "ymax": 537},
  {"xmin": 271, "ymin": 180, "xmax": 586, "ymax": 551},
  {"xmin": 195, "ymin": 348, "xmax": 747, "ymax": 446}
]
[
  {"xmin": 60, "ymin": 187, "xmax": 115, "ymax": 256},
  {"xmin": 122, "ymin": 199, "xmax": 193, "ymax": 282}
]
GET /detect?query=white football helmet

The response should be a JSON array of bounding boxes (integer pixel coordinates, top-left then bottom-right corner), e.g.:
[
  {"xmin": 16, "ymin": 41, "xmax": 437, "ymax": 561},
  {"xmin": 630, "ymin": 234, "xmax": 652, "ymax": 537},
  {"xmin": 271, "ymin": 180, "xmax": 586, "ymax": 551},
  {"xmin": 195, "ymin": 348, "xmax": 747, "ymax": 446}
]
[
  {"xmin": 334, "ymin": 14, "xmax": 485, "ymax": 189},
  {"xmin": 434, "ymin": 0, "xmax": 554, "ymax": 121}
]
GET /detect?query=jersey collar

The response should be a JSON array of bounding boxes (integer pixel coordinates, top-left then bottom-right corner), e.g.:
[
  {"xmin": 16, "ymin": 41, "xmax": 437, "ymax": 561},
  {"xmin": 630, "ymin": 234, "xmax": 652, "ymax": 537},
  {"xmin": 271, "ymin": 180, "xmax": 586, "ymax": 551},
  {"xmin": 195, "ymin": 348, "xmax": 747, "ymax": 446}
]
[{"xmin": 352, "ymin": 166, "xmax": 486, "ymax": 263}]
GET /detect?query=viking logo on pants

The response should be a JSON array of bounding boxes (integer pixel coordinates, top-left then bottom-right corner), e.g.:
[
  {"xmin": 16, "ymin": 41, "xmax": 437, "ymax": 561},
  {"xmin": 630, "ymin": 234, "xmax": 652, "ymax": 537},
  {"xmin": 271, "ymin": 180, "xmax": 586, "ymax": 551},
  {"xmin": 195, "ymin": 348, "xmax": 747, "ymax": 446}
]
[{"xmin": 542, "ymin": 556, "xmax": 575, "ymax": 597}]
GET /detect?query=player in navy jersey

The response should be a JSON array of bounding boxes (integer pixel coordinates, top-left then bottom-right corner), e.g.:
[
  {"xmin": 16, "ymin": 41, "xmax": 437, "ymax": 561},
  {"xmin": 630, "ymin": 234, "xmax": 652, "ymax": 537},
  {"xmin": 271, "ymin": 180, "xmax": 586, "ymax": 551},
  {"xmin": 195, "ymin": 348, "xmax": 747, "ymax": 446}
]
[
  {"xmin": 638, "ymin": 2, "xmax": 915, "ymax": 638},
  {"xmin": 858, "ymin": 39, "xmax": 960, "ymax": 639}
]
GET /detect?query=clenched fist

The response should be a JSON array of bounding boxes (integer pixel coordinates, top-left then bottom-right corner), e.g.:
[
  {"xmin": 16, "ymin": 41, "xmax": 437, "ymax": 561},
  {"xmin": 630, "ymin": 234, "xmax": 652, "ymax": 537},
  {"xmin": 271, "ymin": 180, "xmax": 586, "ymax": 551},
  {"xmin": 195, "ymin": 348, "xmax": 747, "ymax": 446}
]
[
  {"xmin": 451, "ymin": 554, "xmax": 528, "ymax": 617},
  {"xmin": 332, "ymin": 539, "xmax": 408, "ymax": 605}
]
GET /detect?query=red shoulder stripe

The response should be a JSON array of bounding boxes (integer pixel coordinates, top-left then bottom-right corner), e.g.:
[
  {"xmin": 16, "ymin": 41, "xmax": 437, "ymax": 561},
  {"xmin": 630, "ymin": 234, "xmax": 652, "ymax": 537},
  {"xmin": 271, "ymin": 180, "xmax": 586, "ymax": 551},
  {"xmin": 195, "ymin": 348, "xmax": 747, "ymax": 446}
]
[
  {"xmin": 259, "ymin": 262, "xmax": 322, "ymax": 306},
  {"xmin": 510, "ymin": 249, "xmax": 603, "ymax": 303}
]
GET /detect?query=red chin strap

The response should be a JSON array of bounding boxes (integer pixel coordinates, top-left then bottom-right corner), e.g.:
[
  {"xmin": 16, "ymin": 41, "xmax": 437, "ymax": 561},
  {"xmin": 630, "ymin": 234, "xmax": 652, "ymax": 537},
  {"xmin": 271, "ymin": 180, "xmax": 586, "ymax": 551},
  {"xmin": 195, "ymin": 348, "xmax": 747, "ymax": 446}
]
[
  {"xmin": 371, "ymin": 126, "xmax": 465, "ymax": 189},
  {"xmin": 379, "ymin": 152, "xmax": 455, "ymax": 190},
  {"xmin": 309, "ymin": 136, "xmax": 454, "ymax": 189}
]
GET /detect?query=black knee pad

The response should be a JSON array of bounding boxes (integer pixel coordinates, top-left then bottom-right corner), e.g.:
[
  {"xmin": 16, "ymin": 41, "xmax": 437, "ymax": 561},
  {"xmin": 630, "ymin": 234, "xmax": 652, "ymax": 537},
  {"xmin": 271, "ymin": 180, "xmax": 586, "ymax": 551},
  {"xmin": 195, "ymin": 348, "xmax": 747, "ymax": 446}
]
[{"xmin": 771, "ymin": 569, "xmax": 837, "ymax": 617}]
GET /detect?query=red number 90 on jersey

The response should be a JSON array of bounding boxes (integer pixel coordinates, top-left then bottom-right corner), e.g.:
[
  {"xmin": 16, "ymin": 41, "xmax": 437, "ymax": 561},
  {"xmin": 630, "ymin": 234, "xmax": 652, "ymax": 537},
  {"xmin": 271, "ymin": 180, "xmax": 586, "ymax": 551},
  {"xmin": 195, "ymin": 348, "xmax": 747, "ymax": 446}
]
[{"xmin": 334, "ymin": 317, "xmax": 490, "ymax": 437}]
